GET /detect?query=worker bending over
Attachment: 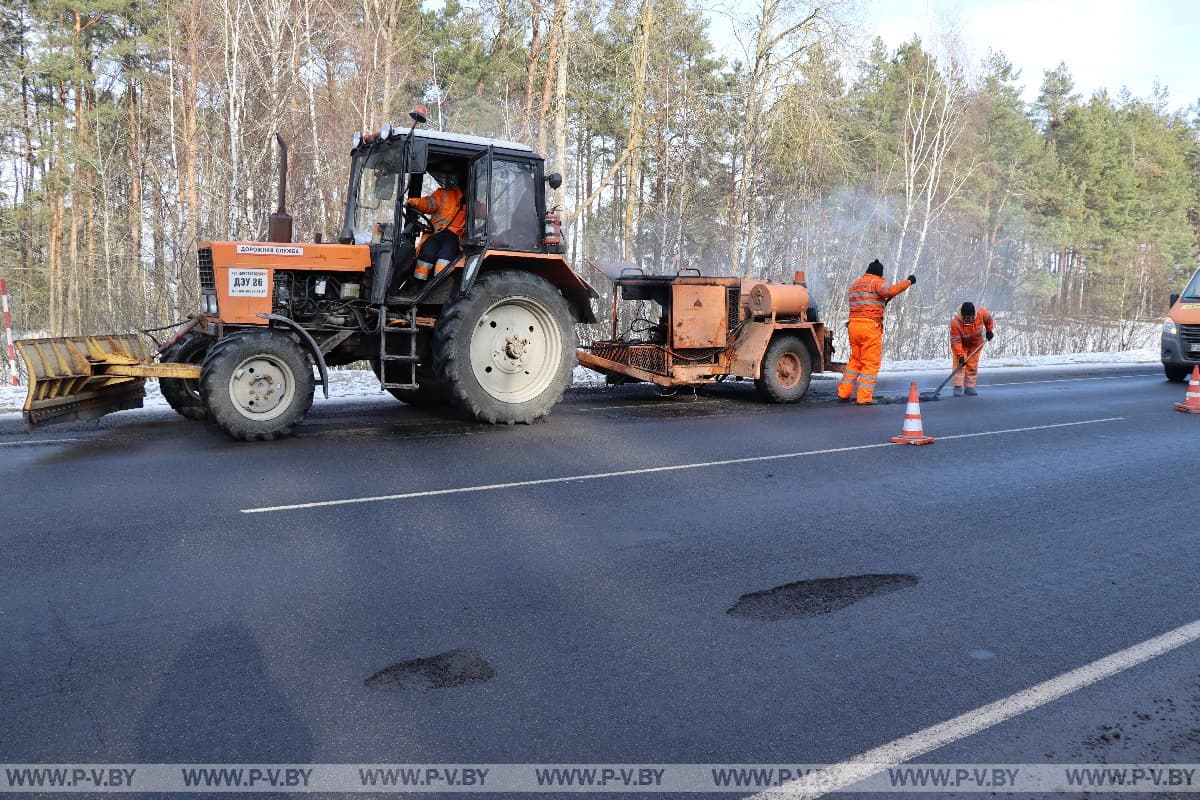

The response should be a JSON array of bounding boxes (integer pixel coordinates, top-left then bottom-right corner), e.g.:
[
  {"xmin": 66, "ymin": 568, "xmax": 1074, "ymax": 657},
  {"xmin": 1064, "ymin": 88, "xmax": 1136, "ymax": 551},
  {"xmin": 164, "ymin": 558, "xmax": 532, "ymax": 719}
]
[
  {"xmin": 837, "ymin": 259, "xmax": 916, "ymax": 405},
  {"xmin": 406, "ymin": 174, "xmax": 466, "ymax": 281},
  {"xmin": 950, "ymin": 301, "xmax": 995, "ymax": 396}
]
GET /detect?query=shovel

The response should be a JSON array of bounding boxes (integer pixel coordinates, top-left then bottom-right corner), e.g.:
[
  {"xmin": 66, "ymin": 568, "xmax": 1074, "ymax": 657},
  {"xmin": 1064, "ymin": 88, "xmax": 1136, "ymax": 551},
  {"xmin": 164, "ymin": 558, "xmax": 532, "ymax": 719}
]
[{"xmin": 921, "ymin": 341, "xmax": 985, "ymax": 401}]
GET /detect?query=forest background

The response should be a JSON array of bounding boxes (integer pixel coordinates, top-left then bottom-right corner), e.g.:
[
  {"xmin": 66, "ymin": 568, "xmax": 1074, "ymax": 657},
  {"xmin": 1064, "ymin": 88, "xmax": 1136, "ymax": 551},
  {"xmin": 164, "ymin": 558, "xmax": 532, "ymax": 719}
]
[{"xmin": 1, "ymin": 0, "xmax": 1197, "ymax": 363}]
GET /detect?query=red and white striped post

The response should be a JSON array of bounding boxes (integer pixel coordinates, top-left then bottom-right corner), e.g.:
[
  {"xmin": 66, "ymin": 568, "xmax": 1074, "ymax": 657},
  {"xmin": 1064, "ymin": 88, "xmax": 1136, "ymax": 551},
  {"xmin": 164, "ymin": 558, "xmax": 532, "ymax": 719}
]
[{"xmin": 1, "ymin": 278, "xmax": 17, "ymax": 386}]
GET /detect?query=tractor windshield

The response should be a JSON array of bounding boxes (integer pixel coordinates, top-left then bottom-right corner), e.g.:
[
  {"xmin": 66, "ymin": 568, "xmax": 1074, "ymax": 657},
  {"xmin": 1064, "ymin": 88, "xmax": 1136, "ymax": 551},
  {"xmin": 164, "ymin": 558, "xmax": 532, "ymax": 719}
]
[{"xmin": 349, "ymin": 145, "xmax": 408, "ymax": 245}]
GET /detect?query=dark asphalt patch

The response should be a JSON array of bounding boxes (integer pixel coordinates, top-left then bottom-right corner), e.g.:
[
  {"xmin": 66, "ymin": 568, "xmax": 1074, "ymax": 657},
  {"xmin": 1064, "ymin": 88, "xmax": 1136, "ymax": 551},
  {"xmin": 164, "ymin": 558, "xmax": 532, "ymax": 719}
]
[
  {"xmin": 728, "ymin": 574, "xmax": 919, "ymax": 620},
  {"xmin": 364, "ymin": 649, "xmax": 494, "ymax": 691}
]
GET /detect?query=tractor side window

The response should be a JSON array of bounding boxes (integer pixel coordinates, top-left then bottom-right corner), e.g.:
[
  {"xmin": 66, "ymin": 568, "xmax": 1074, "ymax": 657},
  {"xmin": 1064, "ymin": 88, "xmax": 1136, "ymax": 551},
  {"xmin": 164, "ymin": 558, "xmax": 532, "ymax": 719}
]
[
  {"xmin": 467, "ymin": 161, "xmax": 490, "ymax": 244},
  {"xmin": 489, "ymin": 160, "xmax": 540, "ymax": 252}
]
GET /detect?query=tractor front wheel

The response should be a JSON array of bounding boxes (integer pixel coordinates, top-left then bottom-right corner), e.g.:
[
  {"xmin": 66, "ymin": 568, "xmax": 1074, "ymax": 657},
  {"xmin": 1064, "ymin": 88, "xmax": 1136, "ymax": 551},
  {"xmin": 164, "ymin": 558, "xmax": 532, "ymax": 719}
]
[
  {"xmin": 433, "ymin": 270, "xmax": 575, "ymax": 423},
  {"xmin": 201, "ymin": 330, "xmax": 315, "ymax": 441},
  {"xmin": 755, "ymin": 335, "xmax": 813, "ymax": 403},
  {"xmin": 159, "ymin": 331, "xmax": 212, "ymax": 420}
]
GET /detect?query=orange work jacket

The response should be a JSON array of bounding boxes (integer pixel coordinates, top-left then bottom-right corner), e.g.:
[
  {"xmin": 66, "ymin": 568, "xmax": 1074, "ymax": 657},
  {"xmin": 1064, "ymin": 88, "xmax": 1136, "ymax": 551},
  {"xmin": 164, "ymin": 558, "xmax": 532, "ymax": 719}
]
[
  {"xmin": 950, "ymin": 307, "xmax": 995, "ymax": 359},
  {"xmin": 847, "ymin": 274, "xmax": 913, "ymax": 322},
  {"xmin": 409, "ymin": 187, "xmax": 466, "ymax": 237}
]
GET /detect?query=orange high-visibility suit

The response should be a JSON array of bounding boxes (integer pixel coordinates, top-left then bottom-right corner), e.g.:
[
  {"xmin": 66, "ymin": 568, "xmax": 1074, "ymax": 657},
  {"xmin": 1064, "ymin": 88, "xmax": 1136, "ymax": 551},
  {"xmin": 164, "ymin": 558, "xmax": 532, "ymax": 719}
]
[
  {"xmin": 407, "ymin": 186, "xmax": 466, "ymax": 279},
  {"xmin": 408, "ymin": 186, "xmax": 466, "ymax": 236},
  {"xmin": 836, "ymin": 269, "xmax": 914, "ymax": 404},
  {"xmin": 950, "ymin": 305, "xmax": 995, "ymax": 391}
]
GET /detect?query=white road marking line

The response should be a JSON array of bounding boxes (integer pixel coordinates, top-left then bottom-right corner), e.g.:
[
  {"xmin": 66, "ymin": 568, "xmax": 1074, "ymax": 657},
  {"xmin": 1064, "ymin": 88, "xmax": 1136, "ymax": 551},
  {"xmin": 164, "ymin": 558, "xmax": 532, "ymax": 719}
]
[
  {"xmin": 577, "ymin": 399, "xmax": 715, "ymax": 412},
  {"xmin": 0, "ymin": 438, "xmax": 83, "ymax": 447},
  {"xmin": 984, "ymin": 374, "xmax": 1153, "ymax": 387},
  {"xmin": 241, "ymin": 417, "xmax": 1121, "ymax": 514},
  {"xmin": 746, "ymin": 616, "xmax": 1200, "ymax": 800}
]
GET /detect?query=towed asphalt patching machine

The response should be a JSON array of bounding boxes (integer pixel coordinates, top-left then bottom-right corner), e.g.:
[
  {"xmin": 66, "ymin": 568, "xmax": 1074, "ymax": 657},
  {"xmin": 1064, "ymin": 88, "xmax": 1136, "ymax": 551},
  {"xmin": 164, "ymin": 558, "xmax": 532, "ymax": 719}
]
[{"xmin": 578, "ymin": 264, "xmax": 843, "ymax": 402}]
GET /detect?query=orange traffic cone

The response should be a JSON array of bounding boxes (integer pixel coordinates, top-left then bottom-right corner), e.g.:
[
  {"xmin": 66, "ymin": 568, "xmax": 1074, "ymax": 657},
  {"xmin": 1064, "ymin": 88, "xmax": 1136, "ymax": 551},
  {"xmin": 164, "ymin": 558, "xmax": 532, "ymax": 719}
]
[
  {"xmin": 1175, "ymin": 365, "xmax": 1200, "ymax": 414},
  {"xmin": 891, "ymin": 381, "xmax": 936, "ymax": 445}
]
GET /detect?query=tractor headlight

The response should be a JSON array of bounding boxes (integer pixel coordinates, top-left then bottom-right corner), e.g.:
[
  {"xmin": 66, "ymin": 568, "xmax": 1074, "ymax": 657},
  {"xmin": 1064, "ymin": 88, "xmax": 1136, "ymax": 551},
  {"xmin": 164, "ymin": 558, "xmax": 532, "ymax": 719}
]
[
  {"xmin": 1164, "ymin": 318, "xmax": 1178, "ymax": 336},
  {"xmin": 202, "ymin": 294, "xmax": 219, "ymax": 316}
]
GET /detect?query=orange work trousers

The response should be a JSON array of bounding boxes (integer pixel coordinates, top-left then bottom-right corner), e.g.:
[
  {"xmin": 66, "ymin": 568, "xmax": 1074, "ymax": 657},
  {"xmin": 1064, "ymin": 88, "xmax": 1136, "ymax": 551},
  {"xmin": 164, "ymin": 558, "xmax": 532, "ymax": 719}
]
[
  {"xmin": 953, "ymin": 341, "xmax": 983, "ymax": 388},
  {"xmin": 838, "ymin": 318, "xmax": 884, "ymax": 403}
]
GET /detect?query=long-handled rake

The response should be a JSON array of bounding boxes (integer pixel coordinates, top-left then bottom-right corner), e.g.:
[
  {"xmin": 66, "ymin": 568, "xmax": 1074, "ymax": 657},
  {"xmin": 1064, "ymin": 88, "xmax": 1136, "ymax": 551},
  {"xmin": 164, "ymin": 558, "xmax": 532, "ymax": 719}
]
[{"xmin": 920, "ymin": 341, "xmax": 986, "ymax": 401}]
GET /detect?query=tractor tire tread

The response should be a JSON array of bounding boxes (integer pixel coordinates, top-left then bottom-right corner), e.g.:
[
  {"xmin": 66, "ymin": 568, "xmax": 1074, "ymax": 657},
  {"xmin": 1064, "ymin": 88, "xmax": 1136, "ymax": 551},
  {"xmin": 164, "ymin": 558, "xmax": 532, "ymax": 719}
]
[
  {"xmin": 160, "ymin": 332, "xmax": 212, "ymax": 421},
  {"xmin": 200, "ymin": 330, "xmax": 314, "ymax": 441},
  {"xmin": 433, "ymin": 270, "xmax": 574, "ymax": 424}
]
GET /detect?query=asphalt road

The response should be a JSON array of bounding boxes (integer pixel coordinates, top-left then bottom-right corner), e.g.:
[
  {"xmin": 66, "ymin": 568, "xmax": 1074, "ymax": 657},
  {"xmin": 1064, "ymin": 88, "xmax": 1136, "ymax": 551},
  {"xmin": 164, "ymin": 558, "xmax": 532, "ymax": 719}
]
[{"xmin": 1, "ymin": 362, "xmax": 1197, "ymax": 796}]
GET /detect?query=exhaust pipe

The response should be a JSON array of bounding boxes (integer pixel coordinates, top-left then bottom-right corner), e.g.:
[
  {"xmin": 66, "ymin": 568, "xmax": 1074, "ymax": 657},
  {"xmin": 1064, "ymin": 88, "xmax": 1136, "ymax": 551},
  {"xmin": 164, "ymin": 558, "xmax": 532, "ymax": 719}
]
[{"xmin": 268, "ymin": 133, "xmax": 293, "ymax": 243}]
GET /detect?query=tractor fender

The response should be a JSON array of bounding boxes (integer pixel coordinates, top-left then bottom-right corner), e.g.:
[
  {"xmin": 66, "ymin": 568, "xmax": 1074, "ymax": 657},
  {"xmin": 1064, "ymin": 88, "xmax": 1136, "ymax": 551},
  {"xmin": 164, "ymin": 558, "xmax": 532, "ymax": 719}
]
[
  {"xmin": 254, "ymin": 313, "xmax": 330, "ymax": 398},
  {"xmin": 479, "ymin": 252, "xmax": 598, "ymax": 323}
]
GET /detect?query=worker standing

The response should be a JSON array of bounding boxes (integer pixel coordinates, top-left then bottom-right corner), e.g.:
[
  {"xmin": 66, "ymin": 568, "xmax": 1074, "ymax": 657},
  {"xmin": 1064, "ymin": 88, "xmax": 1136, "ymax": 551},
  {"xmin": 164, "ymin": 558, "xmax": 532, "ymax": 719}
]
[
  {"xmin": 406, "ymin": 173, "xmax": 466, "ymax": 281},
  {"xmin": 950, "ymin": 301, "xmax": 995, "ymax": 396},
  {"xmin": 836, "ymin": 259, "xmax": 916, "ymax": 405}
]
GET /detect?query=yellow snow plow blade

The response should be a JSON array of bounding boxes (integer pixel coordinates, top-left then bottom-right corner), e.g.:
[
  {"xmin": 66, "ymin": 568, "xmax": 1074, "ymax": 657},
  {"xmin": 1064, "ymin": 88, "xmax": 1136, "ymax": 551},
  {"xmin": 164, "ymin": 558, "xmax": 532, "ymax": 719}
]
[{"xmin": 14, "ymin": 334, "xmax": 199, "ymax": 428}]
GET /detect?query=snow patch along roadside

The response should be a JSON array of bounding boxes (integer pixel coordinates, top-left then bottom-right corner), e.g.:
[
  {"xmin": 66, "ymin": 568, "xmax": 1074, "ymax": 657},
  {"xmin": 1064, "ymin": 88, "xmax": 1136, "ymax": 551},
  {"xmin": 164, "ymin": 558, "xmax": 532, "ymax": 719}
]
[{"xmin": 0, "ymin": 348, "xmax": 1163, "ymax": 416}]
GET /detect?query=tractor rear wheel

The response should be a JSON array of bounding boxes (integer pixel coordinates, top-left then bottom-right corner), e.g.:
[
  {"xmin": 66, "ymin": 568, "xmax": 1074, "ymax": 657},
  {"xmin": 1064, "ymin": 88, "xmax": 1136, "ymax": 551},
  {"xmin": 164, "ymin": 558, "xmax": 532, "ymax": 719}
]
[
  {"xmin": 433, "ymin": 270, "xmax": 575, "ymax": 423},
  {"xmin": 200, "ymin": 329, "xmax": 315, "ymax": 441},
  {"xmin": 755, "ymin": 335, "xmax": 813, "ymax": 403},
  {"xmin": 159, "ymin": 331, "xmax": 212, "ymax": 420}
]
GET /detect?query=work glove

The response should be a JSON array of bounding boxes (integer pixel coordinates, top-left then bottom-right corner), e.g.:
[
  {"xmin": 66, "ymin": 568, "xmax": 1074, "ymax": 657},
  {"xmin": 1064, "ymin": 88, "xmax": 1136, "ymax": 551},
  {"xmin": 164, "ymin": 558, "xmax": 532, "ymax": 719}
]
[
  {"xmin": 986, "ymin": 330, "xmax": 994, "ymax": 341},
  {"xmin": 906, "ymin": 274, "xmax": 917, "ymax": 285},
  {"xmin": 958, "ymin": 358, "xmax": 967, "ymax": 368}
]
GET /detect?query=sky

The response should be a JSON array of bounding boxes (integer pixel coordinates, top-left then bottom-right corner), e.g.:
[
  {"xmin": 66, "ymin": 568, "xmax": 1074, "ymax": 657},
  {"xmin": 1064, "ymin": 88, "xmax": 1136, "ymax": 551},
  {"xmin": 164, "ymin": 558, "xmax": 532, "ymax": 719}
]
[
  {"xmin": 866, "ymin": 0, "xmax": 1200, "ymax": 108},
  {"xmin": 706, "ymin": 0, "xmax": 1200, "ymax": 110}
]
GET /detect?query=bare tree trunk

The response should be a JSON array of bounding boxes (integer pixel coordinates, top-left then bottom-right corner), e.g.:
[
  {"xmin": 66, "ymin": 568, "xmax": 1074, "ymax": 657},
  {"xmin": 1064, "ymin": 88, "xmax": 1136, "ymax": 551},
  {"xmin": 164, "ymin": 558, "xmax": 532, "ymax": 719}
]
[
  {"xmin": 49, "ymin": 194, "xmax": 64, "ymax": 336},
  {"xmin": 537, "ymin": 0, "xmax": 567, "ymax": 155},
  {"xmin": 551, "ymin": 0, "xmax": 569, "ymax": 208},
  {"xmin": 522, "ymin": 0, "xmax": 543, "ymax": 140},
  {"xmin": 128, "ymin": 73, "xmax": 143, "ymax": 322},
  {"xmin": 621, "ymin": 0, "xmax": 655, "ymax": 262}
]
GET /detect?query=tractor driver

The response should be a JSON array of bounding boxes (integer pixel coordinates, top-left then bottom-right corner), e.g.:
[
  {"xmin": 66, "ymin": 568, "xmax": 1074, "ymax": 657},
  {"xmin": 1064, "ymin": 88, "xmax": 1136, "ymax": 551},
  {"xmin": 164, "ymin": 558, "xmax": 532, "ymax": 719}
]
[{"xmin": 405, "ymin": 172, "xmax": 466, "ymax": 281}]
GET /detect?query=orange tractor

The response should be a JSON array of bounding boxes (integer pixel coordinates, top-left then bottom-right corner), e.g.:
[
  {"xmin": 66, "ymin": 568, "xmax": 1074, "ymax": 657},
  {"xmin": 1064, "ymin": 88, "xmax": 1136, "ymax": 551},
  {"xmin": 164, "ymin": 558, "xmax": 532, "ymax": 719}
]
[{"xmin": 17, "ymin": 112, "xmax": 596, "ymax": 440}]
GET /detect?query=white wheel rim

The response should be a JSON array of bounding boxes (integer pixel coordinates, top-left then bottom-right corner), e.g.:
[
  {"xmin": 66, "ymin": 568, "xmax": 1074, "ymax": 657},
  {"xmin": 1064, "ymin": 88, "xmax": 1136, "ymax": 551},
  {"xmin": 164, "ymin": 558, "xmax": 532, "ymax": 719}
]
[
  {"xmin": 227, "ymin": 354, "xmax": 297, "ymax": 421},
  {"xmin": 469, "ymin": 297, "xmax": 562, "ymax": 404}
]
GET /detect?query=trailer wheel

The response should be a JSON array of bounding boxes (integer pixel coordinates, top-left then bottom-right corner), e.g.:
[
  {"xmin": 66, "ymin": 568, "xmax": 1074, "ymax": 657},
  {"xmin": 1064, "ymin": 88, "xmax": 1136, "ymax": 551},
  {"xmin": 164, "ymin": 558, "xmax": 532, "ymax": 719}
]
[
  {"xmin": 434, "ymin": 270, "xmax": 575, "ymax": 423},
  {"xmin": 160, "ymin": 332, "xmax": 213, "ymax": 420},
  {"xmin": 756, "ymin": 335, "xmax": 813, "ymax": 403},
  {"xmin": 201, "ymin": 330, "xmax": 314, "ymax": 441}
]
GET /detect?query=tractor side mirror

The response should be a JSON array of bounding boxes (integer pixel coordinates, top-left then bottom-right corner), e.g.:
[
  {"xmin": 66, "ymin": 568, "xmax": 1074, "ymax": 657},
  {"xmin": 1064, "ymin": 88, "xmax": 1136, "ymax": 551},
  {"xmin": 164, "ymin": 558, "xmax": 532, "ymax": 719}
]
[
  {"xmin": 1170, "ymin": 292, "xmax": 1180, "ymax": 308},
  {"xmin": 407, "ymin": 140, "xmax": 428, "ymax": 174},
  {"xmin": 546, "ymin": 172, "xmax": 563, "ymax": 190}
]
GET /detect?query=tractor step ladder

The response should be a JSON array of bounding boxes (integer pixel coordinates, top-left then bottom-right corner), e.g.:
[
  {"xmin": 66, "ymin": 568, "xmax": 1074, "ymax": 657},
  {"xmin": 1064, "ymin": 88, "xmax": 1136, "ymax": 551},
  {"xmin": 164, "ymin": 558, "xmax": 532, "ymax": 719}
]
[{"xmin": 378, "ymin": 306, "xmax": 420, "ymax": 389}]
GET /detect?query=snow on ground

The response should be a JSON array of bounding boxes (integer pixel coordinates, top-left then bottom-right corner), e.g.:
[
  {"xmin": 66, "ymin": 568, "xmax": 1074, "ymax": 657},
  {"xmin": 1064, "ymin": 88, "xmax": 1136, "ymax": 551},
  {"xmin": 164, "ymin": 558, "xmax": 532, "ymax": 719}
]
[{"xmin": 0, "ymin": 347, "xmax": 1164, "ymax": 416}]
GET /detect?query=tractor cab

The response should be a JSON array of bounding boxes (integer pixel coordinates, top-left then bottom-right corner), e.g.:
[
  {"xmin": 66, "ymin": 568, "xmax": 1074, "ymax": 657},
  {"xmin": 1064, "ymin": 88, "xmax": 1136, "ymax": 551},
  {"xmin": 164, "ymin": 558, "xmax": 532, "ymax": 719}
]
[{"xmin": 339, "ymin": 122, "xmax": 558, "ymax": 305}]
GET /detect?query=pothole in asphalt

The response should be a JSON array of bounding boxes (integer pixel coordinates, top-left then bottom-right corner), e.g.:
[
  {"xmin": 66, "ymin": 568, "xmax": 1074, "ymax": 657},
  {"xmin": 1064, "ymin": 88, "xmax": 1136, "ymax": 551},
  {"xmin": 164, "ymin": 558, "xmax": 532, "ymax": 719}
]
[
  {"xmin": 728, "ymin": 574, "xmax": 919, "ymax": 620},
  {"xmin": 364, "ymin": 648, "xmax": 495, "ymax": 691}
]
